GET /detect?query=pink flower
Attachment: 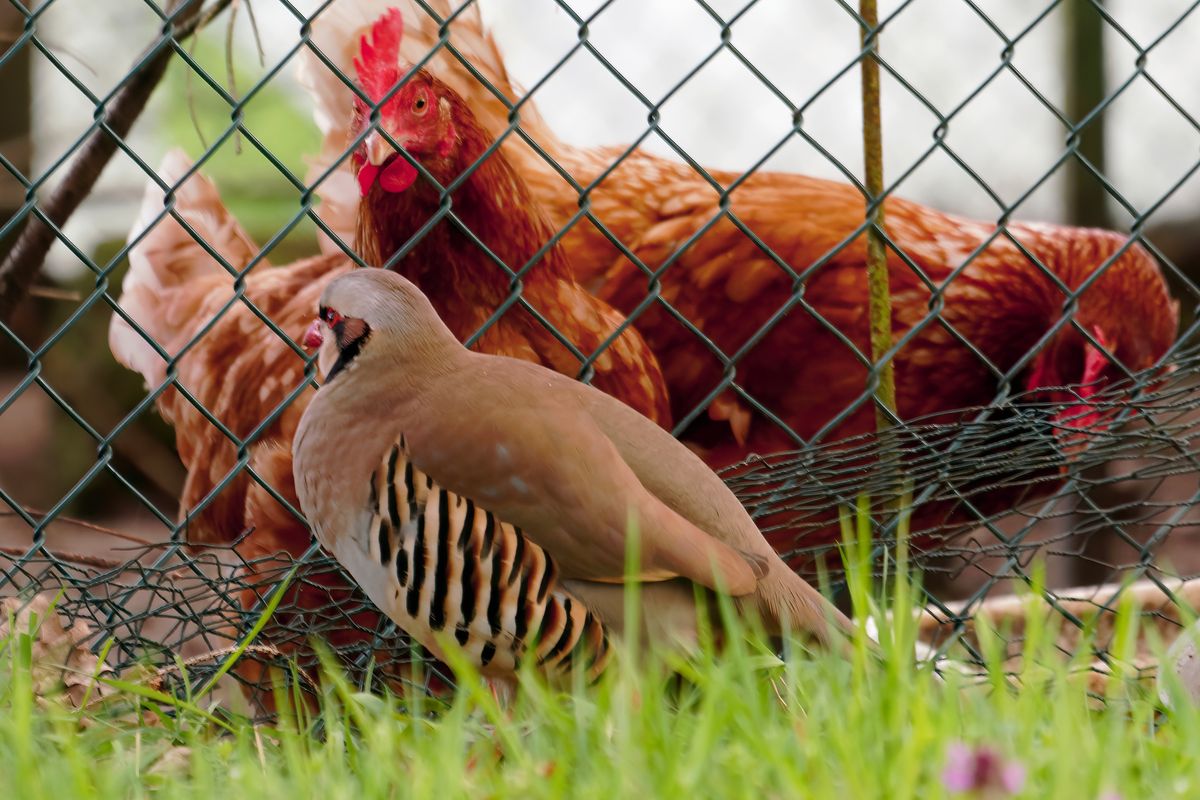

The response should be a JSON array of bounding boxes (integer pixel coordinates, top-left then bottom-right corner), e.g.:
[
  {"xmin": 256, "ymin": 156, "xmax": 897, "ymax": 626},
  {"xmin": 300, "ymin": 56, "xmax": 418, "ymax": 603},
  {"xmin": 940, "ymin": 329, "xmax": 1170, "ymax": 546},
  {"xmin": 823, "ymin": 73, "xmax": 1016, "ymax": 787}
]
[{"xmin": 942, "ymin": 741, "xmax": 1026, "ymax": 796}]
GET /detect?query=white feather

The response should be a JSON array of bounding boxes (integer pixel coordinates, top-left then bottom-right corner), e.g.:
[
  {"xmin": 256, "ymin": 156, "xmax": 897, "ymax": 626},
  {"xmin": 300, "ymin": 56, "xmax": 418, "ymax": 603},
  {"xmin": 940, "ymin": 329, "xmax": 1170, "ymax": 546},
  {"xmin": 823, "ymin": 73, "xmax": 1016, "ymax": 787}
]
[{"xmin": 108, "ymin": 149, "xmax": 261, "ymax": 390}]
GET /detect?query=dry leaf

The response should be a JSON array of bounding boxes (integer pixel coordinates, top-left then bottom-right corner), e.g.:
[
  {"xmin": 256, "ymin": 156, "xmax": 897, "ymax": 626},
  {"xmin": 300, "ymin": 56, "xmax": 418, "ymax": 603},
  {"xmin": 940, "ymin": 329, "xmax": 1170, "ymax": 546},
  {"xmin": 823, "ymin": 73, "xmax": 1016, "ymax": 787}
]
[
  {"xmin": 1, "ymin": 593, "xmax": 114, "ymax": 708},
  {"xmin": 147, "ymin": 746, "xmax": 193, "ymax": 777},
  {"xmin": 1159, "ymin": 618, "xmax": 1200, "ymax": 708}
]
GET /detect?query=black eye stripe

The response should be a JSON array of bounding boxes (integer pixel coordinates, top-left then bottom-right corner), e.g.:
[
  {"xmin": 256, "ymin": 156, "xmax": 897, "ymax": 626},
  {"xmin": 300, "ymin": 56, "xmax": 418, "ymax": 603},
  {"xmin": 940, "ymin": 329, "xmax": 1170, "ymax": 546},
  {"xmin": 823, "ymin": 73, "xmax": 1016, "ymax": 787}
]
[{"xmin": 323, "ymin": 320, "xmax": 371, "ymax": 383}]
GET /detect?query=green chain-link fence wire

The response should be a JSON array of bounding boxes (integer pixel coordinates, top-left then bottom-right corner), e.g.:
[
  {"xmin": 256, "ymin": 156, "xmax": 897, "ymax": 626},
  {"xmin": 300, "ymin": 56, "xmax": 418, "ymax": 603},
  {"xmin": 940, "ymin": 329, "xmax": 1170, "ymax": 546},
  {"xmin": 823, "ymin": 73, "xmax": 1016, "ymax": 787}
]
[{"xmin": 2, "ymin": 0, "xmax": 1200, "ymax": 707}]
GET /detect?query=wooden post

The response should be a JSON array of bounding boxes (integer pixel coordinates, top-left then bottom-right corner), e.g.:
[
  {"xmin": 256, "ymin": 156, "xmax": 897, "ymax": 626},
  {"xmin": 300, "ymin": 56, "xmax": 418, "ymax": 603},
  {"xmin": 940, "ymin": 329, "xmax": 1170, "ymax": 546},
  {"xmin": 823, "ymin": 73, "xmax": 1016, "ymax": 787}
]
[
  {"xmin": 0, "ymin": 4, "xmax": 34, "ymax": 366},
  {"xmin": 1064, "ymin": 0, "xmax": 1110, "ymax": 228},
  {"xmin": 859, "ymin": 0, "xmax": 897, "ymax": 432},
  {"xmin": 0, "ymin": 4, "xmax": 32, "ymax": 259}
]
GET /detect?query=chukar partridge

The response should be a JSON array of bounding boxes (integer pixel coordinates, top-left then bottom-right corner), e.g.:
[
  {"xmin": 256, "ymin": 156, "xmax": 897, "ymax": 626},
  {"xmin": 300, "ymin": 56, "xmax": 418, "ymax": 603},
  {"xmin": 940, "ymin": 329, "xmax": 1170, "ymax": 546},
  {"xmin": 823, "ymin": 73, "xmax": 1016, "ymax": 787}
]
[{"xmin": 293, "ymin": 269, "xmax": 853, "ymax": 687}]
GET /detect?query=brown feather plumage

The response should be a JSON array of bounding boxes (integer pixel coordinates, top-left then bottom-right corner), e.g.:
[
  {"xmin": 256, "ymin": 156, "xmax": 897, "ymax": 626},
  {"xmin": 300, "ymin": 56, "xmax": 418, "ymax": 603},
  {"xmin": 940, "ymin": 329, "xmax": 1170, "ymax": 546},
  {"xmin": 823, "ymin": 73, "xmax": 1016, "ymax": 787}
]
[
  {"xmin": 353, "ymin": 69, "xmax": 671, "ymax": 427},
  {"xmin": 300, "ymin": 2, "xmax": 1179, "ymax": 560},
  {"xmin": 109, "ymin": 78, "xmax": 672, "ymax": 697},
  {"xmin": 293, "ymin": 269, "xmax": 854, "ymax": 684}
]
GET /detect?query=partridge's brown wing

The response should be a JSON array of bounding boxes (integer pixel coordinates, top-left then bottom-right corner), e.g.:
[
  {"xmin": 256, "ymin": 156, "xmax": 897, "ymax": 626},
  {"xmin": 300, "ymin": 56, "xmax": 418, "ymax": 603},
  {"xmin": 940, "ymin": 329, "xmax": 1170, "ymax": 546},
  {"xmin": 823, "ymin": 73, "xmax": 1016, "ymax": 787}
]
[{"xmin": 401, "ymin": 367, "xmax": 762, "ymax": 596}]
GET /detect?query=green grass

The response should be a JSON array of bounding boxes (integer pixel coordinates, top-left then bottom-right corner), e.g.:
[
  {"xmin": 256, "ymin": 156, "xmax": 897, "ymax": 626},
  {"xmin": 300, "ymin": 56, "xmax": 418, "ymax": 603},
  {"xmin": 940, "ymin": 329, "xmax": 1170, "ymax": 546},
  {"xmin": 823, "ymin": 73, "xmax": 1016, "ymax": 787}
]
[{"xmin": 4, "ymin": 537, "xmax": 1200, "ymax": 798}]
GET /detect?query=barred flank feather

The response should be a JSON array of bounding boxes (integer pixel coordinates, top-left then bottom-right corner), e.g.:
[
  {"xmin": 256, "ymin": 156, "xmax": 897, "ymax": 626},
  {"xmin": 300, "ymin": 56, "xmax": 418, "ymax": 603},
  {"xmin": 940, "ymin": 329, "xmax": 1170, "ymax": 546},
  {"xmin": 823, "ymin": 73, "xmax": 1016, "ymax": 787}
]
[{"xmin": 355, "ymin": 439, "xmax": 610, "ymax": 682}]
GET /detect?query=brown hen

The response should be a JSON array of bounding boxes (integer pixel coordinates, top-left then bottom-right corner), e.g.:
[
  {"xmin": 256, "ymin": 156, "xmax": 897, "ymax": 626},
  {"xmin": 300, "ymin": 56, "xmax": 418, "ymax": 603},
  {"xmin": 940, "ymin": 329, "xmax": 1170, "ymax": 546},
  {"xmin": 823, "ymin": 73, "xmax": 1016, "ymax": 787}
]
[{"xmin": 347, "ymin": 8, "xmax": 669, "ymax": 425}]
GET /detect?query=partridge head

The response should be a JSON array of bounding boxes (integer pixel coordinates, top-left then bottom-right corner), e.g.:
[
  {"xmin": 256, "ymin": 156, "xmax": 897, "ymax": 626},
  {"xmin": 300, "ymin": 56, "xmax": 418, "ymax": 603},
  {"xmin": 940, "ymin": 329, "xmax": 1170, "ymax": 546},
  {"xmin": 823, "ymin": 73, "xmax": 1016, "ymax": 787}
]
[{"xmin": 294, "ymin": 269, "xmax": 853, "ymax": 683}]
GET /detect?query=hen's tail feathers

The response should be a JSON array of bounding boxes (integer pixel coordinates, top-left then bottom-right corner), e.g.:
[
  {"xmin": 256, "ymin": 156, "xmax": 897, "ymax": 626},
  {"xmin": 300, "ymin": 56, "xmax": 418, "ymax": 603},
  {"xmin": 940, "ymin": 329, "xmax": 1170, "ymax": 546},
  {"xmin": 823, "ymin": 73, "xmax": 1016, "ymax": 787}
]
[
  {"xmin": 296, "ymin": 0, "xmax": 558, "ymax": 255},
  {"xmin": 109, "ymin": 149, "xmax": 260, "ymax": 391}
]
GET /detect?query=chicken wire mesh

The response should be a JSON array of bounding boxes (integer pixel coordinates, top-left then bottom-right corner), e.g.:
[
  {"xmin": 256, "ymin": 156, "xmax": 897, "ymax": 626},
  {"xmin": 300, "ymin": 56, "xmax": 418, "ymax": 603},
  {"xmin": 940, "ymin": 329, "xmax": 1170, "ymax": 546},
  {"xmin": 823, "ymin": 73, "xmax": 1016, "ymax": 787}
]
[{"xmin": 1, "ymin": 0, "xmax": 1199, "ymax": 707}]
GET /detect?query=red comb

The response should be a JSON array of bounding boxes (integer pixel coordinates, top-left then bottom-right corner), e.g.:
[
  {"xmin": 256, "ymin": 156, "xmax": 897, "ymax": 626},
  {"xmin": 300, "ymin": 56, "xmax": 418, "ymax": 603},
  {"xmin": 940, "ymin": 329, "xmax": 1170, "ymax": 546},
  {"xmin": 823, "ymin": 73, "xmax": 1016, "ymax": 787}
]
[{"xmin": 354, "ymin": 7, "xmax": 404, "ymax": 103}]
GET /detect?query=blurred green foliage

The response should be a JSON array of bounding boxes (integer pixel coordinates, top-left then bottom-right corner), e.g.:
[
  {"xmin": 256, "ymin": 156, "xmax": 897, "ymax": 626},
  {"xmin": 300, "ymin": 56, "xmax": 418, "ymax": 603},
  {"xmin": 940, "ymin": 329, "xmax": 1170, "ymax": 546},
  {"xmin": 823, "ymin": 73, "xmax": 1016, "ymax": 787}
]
[{"xmin": 156, "ymin": 31, "xmax": 322, "ymax": 261}]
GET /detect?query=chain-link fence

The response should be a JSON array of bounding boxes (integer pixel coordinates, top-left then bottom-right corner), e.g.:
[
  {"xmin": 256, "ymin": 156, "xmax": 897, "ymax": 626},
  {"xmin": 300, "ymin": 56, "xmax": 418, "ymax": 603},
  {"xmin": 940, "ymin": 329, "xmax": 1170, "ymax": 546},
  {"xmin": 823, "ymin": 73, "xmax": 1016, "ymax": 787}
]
[{"xmin": 2, "ymin": 0, "xmax": 1200, "ymax": 708}]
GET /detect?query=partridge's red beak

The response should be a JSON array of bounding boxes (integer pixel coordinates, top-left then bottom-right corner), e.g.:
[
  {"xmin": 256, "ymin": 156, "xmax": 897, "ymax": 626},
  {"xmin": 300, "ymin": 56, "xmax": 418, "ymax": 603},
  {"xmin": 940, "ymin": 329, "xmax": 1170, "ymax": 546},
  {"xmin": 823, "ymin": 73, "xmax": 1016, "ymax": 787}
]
[{"xmin": 303, "ymin": 319, "xmax": 324, "ymax": 350}]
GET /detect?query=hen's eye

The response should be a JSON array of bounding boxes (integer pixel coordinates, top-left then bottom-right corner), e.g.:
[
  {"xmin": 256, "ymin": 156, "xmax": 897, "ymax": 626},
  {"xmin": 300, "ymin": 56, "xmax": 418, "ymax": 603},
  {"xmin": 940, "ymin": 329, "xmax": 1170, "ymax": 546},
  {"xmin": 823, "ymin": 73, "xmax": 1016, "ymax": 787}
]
[{"xmin": 413, "ymin": 94, "xmax": 428, "ymax": 114}]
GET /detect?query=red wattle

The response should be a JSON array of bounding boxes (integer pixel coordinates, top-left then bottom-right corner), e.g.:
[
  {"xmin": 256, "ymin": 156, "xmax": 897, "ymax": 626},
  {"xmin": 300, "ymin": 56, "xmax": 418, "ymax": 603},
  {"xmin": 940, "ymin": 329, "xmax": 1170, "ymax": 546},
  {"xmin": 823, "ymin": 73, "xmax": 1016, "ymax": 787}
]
[
  {"xmin": 380, "ymin": 157, "xmax": 418, "ymax": 192},
  {"xmin": 1056, "ymin": 325, "xmax": 1113, "ymax": 433},
  {"xmin": 357, "ymin": 163, "xmax": 381, "ymax": 197},
  {"xmin": 357, "ymin": 158, "xmax": 418, "ymax": 195},
  {"xmin": 1078, "ymin": 325, "xmax": 1112, "ymax": 388}
]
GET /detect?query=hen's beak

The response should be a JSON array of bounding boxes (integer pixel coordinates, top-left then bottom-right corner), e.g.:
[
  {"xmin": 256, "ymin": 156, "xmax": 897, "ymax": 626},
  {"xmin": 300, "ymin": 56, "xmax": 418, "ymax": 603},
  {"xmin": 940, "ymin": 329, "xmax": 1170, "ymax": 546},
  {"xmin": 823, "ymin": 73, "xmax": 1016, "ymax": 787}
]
[
  {"xmin": 364, "ymin": 131, "xmax": 396, "ymax": 166},
  {"xmin": 303, "ymin": 319, "xmax": 324, "ymax": 350},
  {"xmin": 358, "ymin": 130, "xmax": 420, "ymax": 195}
]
